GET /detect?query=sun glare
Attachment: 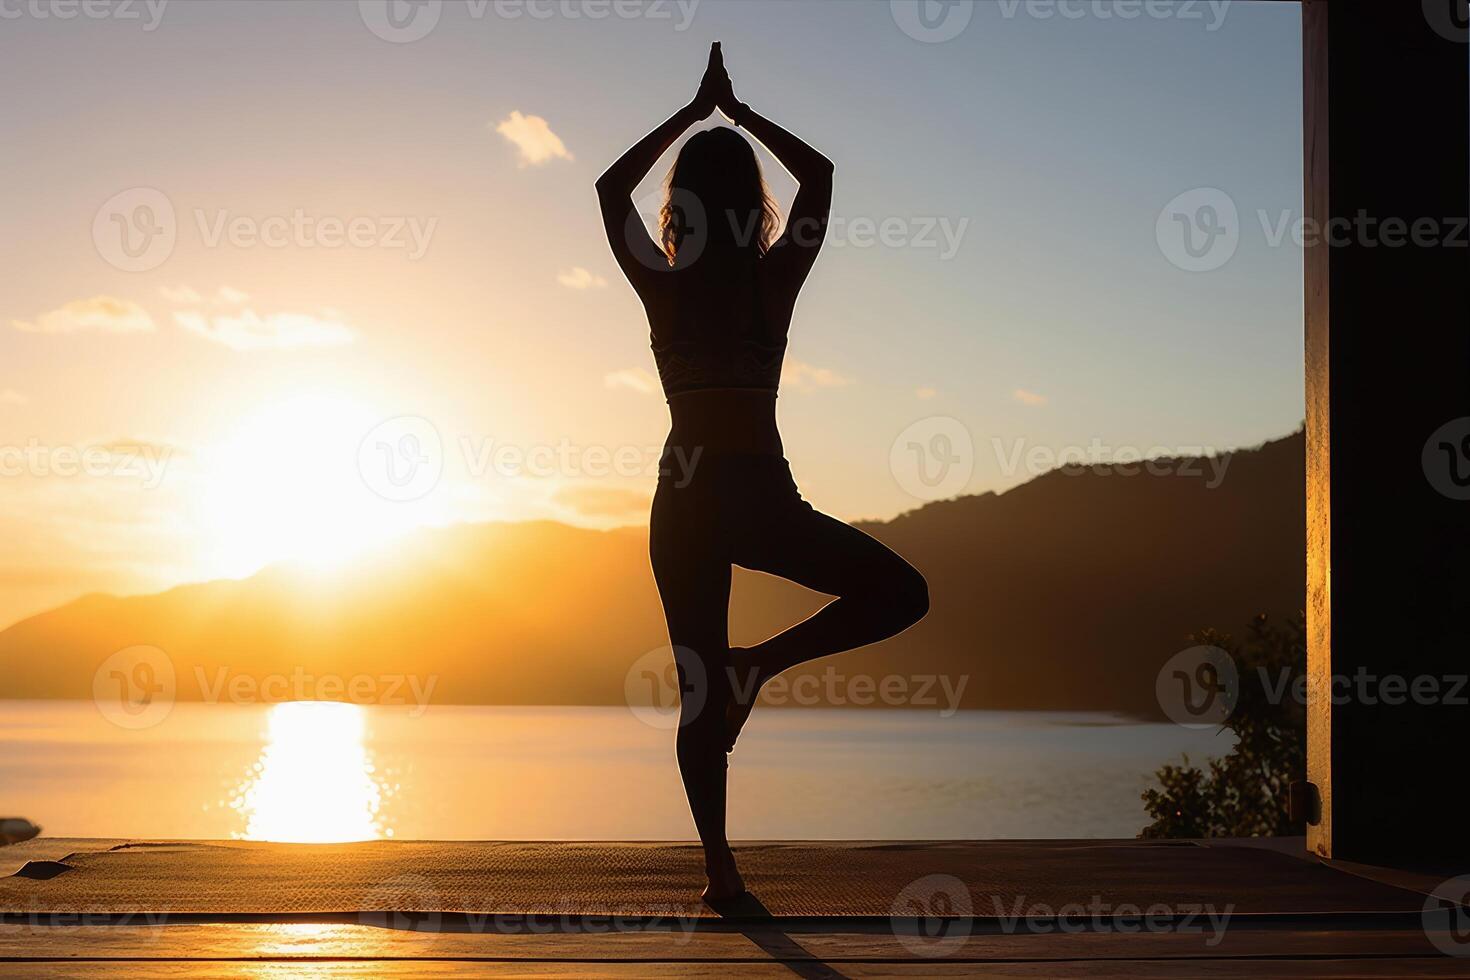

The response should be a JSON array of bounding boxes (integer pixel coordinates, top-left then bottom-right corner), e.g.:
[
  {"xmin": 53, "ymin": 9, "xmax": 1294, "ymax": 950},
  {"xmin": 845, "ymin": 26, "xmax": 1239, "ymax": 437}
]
[
  {"xmin": 199, "ymin": 393, "xmax": 439, "ymax": 578},
  {"xmin": 232, "ymin": 701, "xmax": 389, "ymax": 843}
]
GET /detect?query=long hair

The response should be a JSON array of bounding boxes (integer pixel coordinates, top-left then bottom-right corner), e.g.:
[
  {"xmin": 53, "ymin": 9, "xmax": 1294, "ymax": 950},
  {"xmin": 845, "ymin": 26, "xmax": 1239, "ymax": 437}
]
[{"xmin": 660, "ymin": 127, "xmax": 780, "ymax": 265}]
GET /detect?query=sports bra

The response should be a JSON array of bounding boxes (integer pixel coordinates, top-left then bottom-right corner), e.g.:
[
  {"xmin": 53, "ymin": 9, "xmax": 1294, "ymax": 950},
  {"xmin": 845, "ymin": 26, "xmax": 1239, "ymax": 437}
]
[{"xmin": 650, "ymin": 263, "xmax": 787, "ymax": 400}]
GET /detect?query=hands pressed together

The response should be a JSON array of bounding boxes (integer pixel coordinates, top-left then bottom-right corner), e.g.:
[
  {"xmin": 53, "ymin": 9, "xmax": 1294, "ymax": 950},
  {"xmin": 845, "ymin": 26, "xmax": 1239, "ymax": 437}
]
[{"xmin": 693, "ymin": 42, "xmax": 747, "ymax": 124}]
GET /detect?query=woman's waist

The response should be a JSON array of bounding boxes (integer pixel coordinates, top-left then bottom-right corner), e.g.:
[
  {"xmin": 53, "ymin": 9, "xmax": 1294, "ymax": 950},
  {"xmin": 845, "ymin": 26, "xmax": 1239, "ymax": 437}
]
[{"xmin": 664, "ymin": 388, "xmax": 782, "ymax": 455}]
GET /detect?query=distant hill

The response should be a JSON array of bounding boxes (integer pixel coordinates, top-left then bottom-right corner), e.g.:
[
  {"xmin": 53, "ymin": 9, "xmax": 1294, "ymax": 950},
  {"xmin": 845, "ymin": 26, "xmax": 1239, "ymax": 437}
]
[{"xmin": 0, "ymin": 431, "xmax": 1304, "ymax": 717}]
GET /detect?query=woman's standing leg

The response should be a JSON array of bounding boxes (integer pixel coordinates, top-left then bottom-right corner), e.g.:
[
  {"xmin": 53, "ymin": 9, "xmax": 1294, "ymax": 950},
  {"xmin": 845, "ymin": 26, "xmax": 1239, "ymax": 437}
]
[{"xmin": 649, "ymin": 479, "xmax": 743, "ymax": 896}]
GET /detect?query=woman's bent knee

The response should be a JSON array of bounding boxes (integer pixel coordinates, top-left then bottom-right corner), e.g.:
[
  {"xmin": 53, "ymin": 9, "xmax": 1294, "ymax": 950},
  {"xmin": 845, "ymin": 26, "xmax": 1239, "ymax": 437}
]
[
  {"xmin": 873, "ymin": 559, "xmax": 928, "ymax": 631},
  {"xmin": 895, "ymin": 565, "xmax": 929, "ymax": 628}
]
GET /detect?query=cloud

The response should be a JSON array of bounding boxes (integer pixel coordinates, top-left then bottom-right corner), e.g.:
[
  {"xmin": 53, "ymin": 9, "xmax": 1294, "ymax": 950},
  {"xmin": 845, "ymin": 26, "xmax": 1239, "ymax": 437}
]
[
  {"xmin": 557, "ymin": 267, "xmax": 608, "ymax": 290},
  {"xmin": 553, "ymin": 484, "xmax": 650, "ymax": 518},
  {"xmin": 495, "ymin": 111, "xmax": 573, "ymax": 167},
  {"xmin": 603, "ymin": 367, "xmax": 661, "ymax": 396},
  {"xmin": 159, "ymin": 285, "xmax": 202, "ymax": 304},
  {"xmin": 782, "ymin": 359, "xmax": 854, "ymax": 391},
  {"xmin": 0, "ymin": 389, "xmax": 28, "ymax": 407},
  {"xmin": 161, "ymin": 285, "xmax": 251, "ymax": 305},
  {"xmin": 174, "ymin": 309, "xmax": 355, "ymax": 351},
  {"xmin": 12, "ymin": 296, "xmax": 155, "ymax": 335},
  {"xmin": 1013, "ymin": 388, "xmax": 1048, "ymax": 406},
  {"xmin": 94, "ymin": 438, "xmax": 188, "ymax": 463},
  {"xmin": 915, "ymin": 386, "xmax": 938, "ymax": 400}
]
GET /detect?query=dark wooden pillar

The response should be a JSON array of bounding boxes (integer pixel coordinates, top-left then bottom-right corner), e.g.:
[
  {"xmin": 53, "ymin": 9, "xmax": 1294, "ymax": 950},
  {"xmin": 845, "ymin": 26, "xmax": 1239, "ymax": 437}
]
[{"xmin": 1303, "ymin": 0, "xmax": 1470, "ymax": 865}]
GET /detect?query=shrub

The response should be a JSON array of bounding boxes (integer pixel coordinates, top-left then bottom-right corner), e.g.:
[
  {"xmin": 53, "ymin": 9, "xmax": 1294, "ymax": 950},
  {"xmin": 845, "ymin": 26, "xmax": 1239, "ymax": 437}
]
[{"xmin": 1140, "ymin": 612, "xmax": 1306, "ymax": 839}]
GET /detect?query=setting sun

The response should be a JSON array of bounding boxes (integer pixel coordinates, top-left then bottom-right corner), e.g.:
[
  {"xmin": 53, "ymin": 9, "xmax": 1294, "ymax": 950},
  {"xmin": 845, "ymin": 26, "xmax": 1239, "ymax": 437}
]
[{"xmin": 198, "ymin": 393, "xmax": 436, "ymax": 578}]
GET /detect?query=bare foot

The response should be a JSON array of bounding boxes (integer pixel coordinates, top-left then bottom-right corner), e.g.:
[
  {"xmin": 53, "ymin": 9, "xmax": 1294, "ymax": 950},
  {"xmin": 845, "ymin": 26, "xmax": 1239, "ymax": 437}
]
[
  {"xmin": 702, "ymin": 849, "xmax": 747, "ymax": 901},
  {"xmin": 724, "ymin": 655, "xmax": 768, "ymax": 754}
]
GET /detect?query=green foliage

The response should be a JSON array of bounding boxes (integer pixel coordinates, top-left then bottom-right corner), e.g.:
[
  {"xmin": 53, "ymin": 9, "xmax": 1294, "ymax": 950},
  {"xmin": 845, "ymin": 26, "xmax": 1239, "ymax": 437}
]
[{"xmin": 1140, "ymin": 613, "xmax": 1307, "ymax": 839}]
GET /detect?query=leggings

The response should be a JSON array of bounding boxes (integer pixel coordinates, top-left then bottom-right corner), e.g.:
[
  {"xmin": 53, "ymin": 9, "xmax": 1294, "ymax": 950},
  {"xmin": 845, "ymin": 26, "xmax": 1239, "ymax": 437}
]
[{"xmin": 649, "ymin": 452, "xmax": 929, "ymax": 854}]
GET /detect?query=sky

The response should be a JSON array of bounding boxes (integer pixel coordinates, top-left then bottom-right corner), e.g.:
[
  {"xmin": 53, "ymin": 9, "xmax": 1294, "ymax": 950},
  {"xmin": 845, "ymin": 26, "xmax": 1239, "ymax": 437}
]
[{"xmin": 0, "ymin": 0, "xmax": 1305, "ymax": 628}]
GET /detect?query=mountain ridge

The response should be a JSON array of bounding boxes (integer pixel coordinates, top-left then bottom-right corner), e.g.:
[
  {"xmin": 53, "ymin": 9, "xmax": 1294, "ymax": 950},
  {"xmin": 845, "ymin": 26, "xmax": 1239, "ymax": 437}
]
[{"xmin": 0, "ymin": 431, "xmax": 1305, "ymax": 717}]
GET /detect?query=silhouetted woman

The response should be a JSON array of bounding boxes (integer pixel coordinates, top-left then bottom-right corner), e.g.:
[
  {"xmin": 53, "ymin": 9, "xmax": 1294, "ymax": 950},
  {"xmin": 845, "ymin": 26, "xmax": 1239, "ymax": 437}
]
[{"xmin": 597, "ymin": 43, "xmax": 929, "ymax": 900}]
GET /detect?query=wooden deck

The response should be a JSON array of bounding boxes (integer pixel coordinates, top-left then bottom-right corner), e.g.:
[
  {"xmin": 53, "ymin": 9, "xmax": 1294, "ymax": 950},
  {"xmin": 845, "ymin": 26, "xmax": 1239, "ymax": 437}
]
[{"xmin": 3, "ymin": 838, "xmax": 1465, "ymax": 977}]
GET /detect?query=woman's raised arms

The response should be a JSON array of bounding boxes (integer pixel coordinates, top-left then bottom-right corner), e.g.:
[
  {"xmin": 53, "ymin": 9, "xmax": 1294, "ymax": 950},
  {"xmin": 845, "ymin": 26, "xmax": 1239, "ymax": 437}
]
[
  {"xmin": 595, "ymin": 44, "xmax": 730, "ymax": 288},
  {"xmin": 595, "ymin": 42, "xmax": 834, "ymax": 295},
  {"xmin": 717, "ymin": 68, "xmax": 834, "ymax": 293}
]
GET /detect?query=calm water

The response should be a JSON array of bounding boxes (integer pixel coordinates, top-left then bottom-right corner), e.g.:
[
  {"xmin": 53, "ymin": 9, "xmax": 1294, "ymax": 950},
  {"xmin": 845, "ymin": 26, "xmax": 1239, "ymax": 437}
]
[{"xmin": 0, "ymin": 701, "xmax": 1233, "ymax": 841}]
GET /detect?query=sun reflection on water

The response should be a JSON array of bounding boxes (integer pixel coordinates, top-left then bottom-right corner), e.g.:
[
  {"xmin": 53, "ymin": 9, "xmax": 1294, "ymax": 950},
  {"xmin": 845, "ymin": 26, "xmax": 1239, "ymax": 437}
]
[{"xmin": 232, "ymin": 701, "xmax": 390, "ymax": 843}]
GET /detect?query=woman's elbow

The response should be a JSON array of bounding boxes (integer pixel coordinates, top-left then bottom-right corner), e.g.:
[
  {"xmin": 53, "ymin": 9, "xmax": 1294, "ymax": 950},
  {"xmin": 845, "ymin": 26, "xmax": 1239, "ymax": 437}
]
[
  {"xmin": 594, "ymin": 170, "xmax": 620, "ymax": 198},
  {"xmin": 797, "ymin": 158, "xmax": 834, "ymax": 191}
]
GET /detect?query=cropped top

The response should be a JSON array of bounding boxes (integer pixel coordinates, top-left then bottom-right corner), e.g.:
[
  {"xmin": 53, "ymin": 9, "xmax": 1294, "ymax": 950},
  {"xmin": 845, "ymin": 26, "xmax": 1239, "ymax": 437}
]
[{"xmin": 651, "ymin": 266, "xmax": 787, "ymax": 400}]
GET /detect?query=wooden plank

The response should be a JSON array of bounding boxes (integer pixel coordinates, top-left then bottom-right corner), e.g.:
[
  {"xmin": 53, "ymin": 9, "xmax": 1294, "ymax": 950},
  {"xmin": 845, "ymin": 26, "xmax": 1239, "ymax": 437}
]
[
  {"xmin": 0, "ymin": 840, "xmax": 1427, "ymax": 917},
  {"xmin": 0, "ymin": 922, "xmax": 1452, "ymax": 962},
  {"xmin": 1300, "ymin": 0, "xmax": 1470, "ymax": 867},
  {"xmin": 1300, "ymin": 0, "xmax": 1332, "ymax": 864},
  {"xmin": 5, "ymin": 958, "xmax": 1469, "ymax": 978}
]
